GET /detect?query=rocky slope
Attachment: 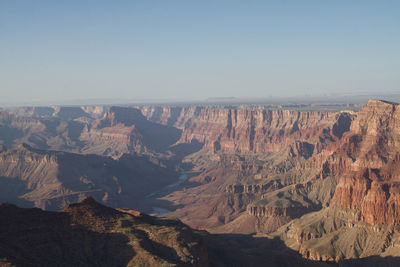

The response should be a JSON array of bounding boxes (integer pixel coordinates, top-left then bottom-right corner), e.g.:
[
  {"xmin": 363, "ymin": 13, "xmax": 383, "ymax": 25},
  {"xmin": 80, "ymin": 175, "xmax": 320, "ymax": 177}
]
[
  {"xmin": 0, "ymin": 144, "xmax": 177, "ymax": 210},
  {"xmin": 0, "ymin": 197, "xmax": 210, "ymax": 267}
]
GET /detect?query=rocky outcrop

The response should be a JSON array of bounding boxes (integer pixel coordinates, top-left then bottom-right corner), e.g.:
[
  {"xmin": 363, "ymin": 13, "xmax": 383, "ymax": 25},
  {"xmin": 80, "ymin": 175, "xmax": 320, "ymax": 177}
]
[
  {"xmin": 226, "ymin": 181, "xmax": 282, "ymax": 194},
  {"xmin": 247, "ymin": 205, "xmax": 310, "ymax": 218},
  {"xmin": 81, "ymin": 105, "xmax": 108, "ymax": 118},
  {"xmin": 288, "ymin": 141, "xmax": 315, "ymax": 159}
]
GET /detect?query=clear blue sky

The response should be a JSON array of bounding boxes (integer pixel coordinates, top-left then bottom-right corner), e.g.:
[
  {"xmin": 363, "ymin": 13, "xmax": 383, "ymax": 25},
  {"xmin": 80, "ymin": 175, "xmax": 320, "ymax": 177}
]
[{"xmin": 1, "ymin": 0, "xmax": 399, "ymax": 103}]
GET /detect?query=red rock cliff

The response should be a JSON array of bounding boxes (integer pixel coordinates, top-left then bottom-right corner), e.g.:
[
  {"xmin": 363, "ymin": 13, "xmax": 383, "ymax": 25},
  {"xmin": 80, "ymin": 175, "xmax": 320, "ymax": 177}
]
[
  {"xmin": 139, "ymin": 106, "xmax": 354, "ymax": 155},
  {"xmin": 331, "ymin": 100, "xmax": 400, "ymax": 225}
]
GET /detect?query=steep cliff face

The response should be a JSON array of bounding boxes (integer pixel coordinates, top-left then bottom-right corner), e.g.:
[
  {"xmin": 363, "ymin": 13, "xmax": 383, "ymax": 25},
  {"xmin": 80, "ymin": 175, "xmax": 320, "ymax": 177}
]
[
  {"xmin": 247, "ymin": 205, "xmax": 311, "ymax": 218},
  {"xmin": 331, "ymin": 100, "xmax": 400, "ymax": 225},
  {"xmin": 226, "ymin": 181, "xmax": 282, "ymax": 194},
  {"xmin": 139, "ymin": 106, "xmax": 354, "ymax": 155}
]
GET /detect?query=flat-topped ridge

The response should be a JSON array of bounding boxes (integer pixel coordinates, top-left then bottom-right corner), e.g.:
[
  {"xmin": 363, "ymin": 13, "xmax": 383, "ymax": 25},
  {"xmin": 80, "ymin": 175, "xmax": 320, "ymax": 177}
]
[{"xmin": 367, "ymin": 99, "xmax": 399, "ymax": 106}]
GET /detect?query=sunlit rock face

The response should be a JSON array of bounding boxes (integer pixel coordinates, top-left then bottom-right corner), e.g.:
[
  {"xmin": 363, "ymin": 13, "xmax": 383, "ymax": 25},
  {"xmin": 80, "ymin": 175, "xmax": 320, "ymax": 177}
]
[
  {"xmin": 139, "ymin": 105, "xmax": 353, "ymax": 154},
  {"xmin": 331, "ymin": 100, "xmax": 400, "ymax": 225}
]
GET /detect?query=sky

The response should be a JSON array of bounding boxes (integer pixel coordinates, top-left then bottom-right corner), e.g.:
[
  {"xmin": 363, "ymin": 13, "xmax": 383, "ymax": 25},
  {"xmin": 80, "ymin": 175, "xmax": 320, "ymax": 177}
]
[{"xmin": 1, "ymin": 0, "xmax": 399, "ymax": 104}]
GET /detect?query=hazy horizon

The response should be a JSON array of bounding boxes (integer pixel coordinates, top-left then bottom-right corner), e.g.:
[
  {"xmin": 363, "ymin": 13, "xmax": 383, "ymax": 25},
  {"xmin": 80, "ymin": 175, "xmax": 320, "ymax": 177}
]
[
  {"xmin": 1, "ymin": 1, "xmax": 399, "ymax": 103},
  {"xmin": 2, "ymin": 91, "xmax": 400, "ymax": 108}
]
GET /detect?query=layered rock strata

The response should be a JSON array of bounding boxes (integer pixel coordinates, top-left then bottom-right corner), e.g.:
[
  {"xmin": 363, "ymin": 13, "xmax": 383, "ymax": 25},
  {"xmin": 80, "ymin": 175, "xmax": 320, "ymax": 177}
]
[
  {"xmin": 140, "ymin": 106, "xmax": 354, "ymax": 154},
  {"xmin": 331, "ymin": 100, "xmax": 400, "ymax": 225}
]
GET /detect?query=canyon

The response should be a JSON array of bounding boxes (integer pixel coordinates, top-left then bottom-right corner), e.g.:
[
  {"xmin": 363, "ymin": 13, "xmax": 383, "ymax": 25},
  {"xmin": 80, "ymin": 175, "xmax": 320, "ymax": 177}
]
[{"xmin": 1, "ymin": 100, "xmax": 400, "ymax": 264}]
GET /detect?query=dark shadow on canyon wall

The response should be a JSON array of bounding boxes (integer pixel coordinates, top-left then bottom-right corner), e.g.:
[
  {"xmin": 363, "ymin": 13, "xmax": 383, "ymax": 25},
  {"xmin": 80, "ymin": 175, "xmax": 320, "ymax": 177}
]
[
  {"xmin": 0, "ymin": 124, "xmax": 24, "ymax": 148},
  {"xmin": 0, "ymin": 177, "xmax": 32, "ymax": 208},
  {"xmin": 205, "ymin": 233, "xmax": 400, "ymax": 267},
  {"xmin": 338, "ymin": 256, "xmax": 400, "ymax": 267},
  {"xmin": 0, "ymin": 144, "xmax": 179, "ymax": 211},
  {"xmin": 103, "ymin": 107, "xmax": 183, "ymax": 153},
  {"xmin": 169, "ymin": 139, "xmax": 203, "ymax": 161},
  {"xmin": 206, "ymin": 234, "xmax": 329, "ymax": 267}
]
